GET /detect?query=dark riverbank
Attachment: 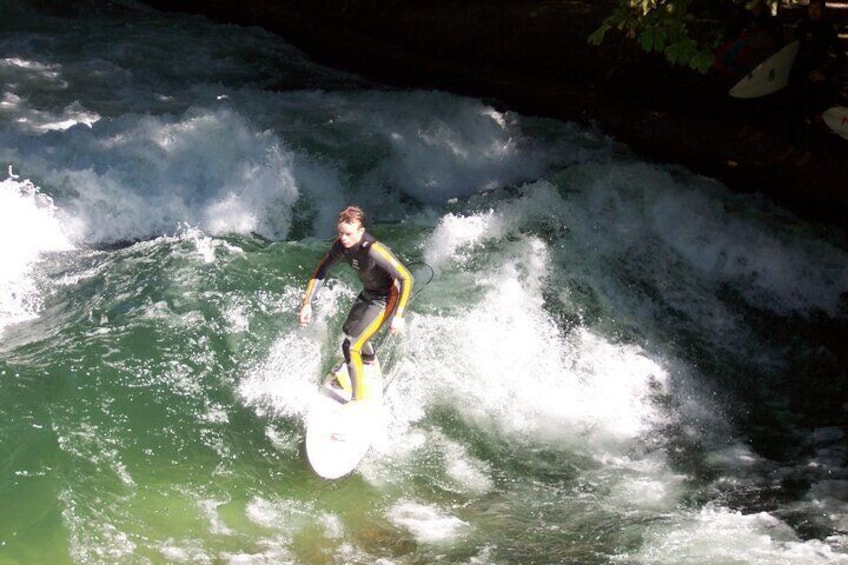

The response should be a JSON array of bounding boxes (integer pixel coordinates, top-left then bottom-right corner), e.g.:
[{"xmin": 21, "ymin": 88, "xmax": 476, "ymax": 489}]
[{"xmin": 143, "ymin": 0, "xmax": 848, "ymax": 231}]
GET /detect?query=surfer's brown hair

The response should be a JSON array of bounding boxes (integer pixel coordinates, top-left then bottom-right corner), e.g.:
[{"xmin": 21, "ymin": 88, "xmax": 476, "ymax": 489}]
[{"xmin": 338, "ymin": 205, "xmax": 366, "ymax": 228}]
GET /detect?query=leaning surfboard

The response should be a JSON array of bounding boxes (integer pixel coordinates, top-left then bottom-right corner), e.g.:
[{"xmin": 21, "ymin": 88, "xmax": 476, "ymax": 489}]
[
  {"xmin": 305, "ymin": 360, "xmax": 384, "ymax": 479},
  {"xmin": 729, "ymin": 40, "xmax": 799, "ymax": 99},
  {"xmin": 823, "ymin": 106, "xmax": 848, "ymax": 141},
  {"xmin": 713, "ymin": 30, "xmax": 777, "ymax": 79}
]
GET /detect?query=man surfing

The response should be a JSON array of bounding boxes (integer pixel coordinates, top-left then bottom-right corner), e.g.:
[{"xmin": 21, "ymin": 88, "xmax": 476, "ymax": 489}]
[{"xmin": 298, "ymin": 206, "xmax": 413, "ymax": 402}]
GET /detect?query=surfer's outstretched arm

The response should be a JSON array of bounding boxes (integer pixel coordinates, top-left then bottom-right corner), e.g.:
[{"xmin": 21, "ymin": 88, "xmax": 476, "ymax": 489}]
[{"xmin": 299, "ymin": 247, "xmax": 342, "ymax": 326}]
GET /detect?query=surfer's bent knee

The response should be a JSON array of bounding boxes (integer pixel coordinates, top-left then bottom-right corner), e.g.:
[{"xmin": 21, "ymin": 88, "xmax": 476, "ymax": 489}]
[{"xmin": 342, "ymin": 336, "xmax": 353, "ymax": 363}]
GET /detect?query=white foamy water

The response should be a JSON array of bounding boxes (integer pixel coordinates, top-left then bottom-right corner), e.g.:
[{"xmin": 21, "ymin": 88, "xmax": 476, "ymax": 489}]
[
  {"xmin": 1, "ymin": 1, "xmax": 846, "ymax": 563},
  {"xmin": 388, "ymin": 500, "xmax": 470, "ymax": 544},
  {"xmin": 635, "ymin": 505, "xmax": 848, "ymax": 564},
  {"xmin": 0, "ymin": 172, "xmax": 75, "ymax": 333}
]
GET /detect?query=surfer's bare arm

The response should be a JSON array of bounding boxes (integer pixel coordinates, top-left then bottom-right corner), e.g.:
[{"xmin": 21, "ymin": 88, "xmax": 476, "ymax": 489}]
[{"xmin": 299, "ymin": 247, "xmax": 341, "ymax": 327}]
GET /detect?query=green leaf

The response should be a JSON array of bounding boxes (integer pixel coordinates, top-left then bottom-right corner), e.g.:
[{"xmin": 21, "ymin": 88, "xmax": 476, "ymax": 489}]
[
  {"xmin": 665, "ymin": 37, "xmax": 696, "ymax": 65},
  {"xmin": 690, "ymin": 49, "xmax": 716, "ymax": 74},
  {"xmin": 639, "ymin": 29, "xmax": 655, "ymax": 51},
  {"xmin": 653, "ymin": 29, "xmax": 666, "ymax": 52},
  {"xmin": 588, "ymin": 26, "xmax": 608, "ymax": 46},
  {"xmin": 589, "ymin": 0, "xmax": 725, "ymax": 73}
]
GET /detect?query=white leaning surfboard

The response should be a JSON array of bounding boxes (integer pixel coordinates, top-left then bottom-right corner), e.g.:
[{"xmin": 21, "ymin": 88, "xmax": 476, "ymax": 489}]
[
  {"xmin": 823, "ymin": 106, "xmax": 848, "ymax": 141},
  {"xmin": 729, "ymin": 40, "xmax": 799, "ymax": 99},
  {"xmin": 305, "ymin": 360, "xmax": 383, "ymax": 479}
]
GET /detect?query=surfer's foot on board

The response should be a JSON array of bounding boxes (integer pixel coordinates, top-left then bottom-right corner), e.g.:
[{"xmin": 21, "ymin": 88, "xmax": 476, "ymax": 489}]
[
  {"xmin": 325, "ymin": 382, "xmax": 353, "ymax": 404},
  {"xmin": 328, "ymin": 377, "xmax": 350, "ymax": 393},
  {"xmin": 326, "ymin": 364, "xmax": 353, "ymax": 400}
]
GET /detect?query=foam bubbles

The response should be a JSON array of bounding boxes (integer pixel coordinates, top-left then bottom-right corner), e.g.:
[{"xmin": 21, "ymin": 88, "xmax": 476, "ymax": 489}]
[
  {"xmin": 0, "ymin": 172, "xmax": 75, "ymax": 333},
  {"xmin": 635, "ymin": 506, "xmax": 848, "ymax": 564},
  {"xmin": 237, "ymin": 325, "xmax": 322, "ymax": 422},
  {"xmin": 564, "ymin": 160, "xmax": 848, "ymax": 317},
  {"xmin": 414, "ymin": 209, "xmax": 670, "ymax": 451},
  {"xmin": 237, "ymin": 280, "xmax": 354, "ymax": 422},
  {"xmin": 424, "ymin": 210, "xmax": 505, "ymax": 269},
  {"xmin": 387, "ymin": 500, "xmax": 470, "ymax": 545},
  {"xmin": 35, "ymin": 108, "xmax": 301, "ymax": 243}
]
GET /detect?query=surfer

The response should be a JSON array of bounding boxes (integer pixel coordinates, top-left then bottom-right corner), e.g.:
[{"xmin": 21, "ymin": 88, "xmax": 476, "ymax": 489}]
[
  {"xmin": 779, "ymin": 0, "xmax": 846, "ymax": 164},
  {"xmin": 298, "ymin": 206, "xmax": 413, "ymax": 402}
]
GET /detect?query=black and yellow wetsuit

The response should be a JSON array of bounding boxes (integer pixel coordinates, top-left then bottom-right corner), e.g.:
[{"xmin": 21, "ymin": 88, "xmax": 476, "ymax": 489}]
[{"xmin": 301, "ymin": 232, "xmax": 413, "ymax": 400}]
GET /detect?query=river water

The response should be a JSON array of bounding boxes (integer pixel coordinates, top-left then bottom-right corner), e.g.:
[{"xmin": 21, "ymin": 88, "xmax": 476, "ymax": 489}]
[{"xmin": 1, "ymin": 1, "xmax": 847, "ymax": 563}]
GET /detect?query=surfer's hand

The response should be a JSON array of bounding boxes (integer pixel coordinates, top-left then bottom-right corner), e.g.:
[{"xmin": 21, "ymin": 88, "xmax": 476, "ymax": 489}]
[
  {"xmin": 298, "ymin": 304, "xmax": 312, "ymax": 327},
  {"xmin": 389, "ymin": 316, "xmax": 405, "ymax": 334}
]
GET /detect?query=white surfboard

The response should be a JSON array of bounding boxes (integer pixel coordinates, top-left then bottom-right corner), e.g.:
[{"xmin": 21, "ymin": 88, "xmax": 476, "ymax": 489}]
[
  {"xmin": 823, "ymin": 106, "xmax": 848, "ymax": 141},
  {"xmin": 305, "ymin": 360, "xmax": 383, "ymax": 479},
  {"xmin": 729, "ymin": 40, "xmax": 799, "ymax": 99}
]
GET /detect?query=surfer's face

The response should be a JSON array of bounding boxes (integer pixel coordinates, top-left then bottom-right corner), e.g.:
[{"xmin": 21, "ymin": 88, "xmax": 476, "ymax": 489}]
[
  {"xmin": 808, "ymin": 1, "xmax": 823, "ymax": 20},
  {"xmin": 337, "ymin": 221, "xmax": 365, "ymax": 248}
]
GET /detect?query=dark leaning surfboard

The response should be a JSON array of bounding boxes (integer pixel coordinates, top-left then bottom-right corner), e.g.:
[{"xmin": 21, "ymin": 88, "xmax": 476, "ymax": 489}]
[{"xmin": 729, "ymin": 40, "xmax": 799, "ymax": 99}]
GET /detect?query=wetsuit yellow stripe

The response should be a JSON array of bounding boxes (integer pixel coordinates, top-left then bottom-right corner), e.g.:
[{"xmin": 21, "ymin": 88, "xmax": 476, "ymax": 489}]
[
  {"xmin": 349, "ymin": 302, "xmax": 389, "ymax": 399},
  {"xmin": 370, "ymin": 242, "xmax": 413, "ymax": 317},
  {"xmin": 301, "ymin": 278, "xmax": 318, "ymax": 307}
]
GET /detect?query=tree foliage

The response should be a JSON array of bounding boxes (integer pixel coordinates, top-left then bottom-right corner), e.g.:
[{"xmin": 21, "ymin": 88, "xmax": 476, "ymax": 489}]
[{"xmin": 589, "ymin": 0, "xmax": 722, "ymax": 73}]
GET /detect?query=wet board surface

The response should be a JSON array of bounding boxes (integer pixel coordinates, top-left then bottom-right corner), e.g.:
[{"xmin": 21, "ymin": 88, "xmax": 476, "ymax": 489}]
[{"xmin": 304, "ymin": 360, "xmax": 383, "ymax": 479}]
